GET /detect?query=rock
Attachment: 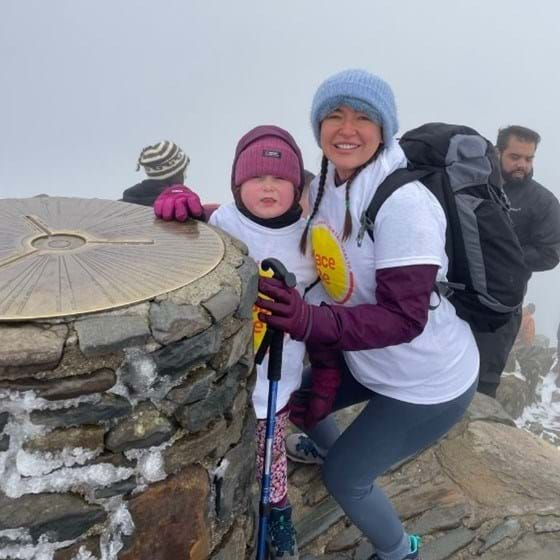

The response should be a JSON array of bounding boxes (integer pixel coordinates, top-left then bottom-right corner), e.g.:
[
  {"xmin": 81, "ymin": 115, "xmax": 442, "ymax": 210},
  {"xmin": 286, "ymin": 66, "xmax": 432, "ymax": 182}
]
[
  {"xmin": 436, "ymin": 422, "xmax": 560, "ymax": 521},
  {"xmin": 202, "ymin": 286, "xmax": 240, "ymax": 323},
  {"xmin": 0, "ymin": 412, "xmax": 8, "ymax": 432},
  {"xmin": 465, "ymin": 392, "xmax": 516, "ymax": 427},
  {"xmin": 93, "ymin": 476, "xmax": 137, "ymax": 499},
  {"xmin": 235, "ymin": 257, "xmax": 259, "ymax": 320},
  {"xmin": 163, "ymin": 367, "xmax": 215, "ymax": 411},
  {"xmin": 53, "ymin": 536, "xmax": 101, "ymax": 560},
  {"xmin": 164, "ymin": 419, "xmax": 228, "ymax": 475},
  {"xmin": 210, "ymin": 525, "xmax": 247, "ymax": 560},
  {"xmin": 296, "ymin": 497, "xmax": 345, "ymax": 550},
  {"xmin": 119, "ymin": 465, "xmax": 210, "ymax": 560},
  {"xmin": 76, "ymin": 315, "xmax": 151, "ymax": 357},
  {"xmin": 149, "ymin": 301, "xmax": 212, "ymax": 345},
  {"xmin": 478, "ymin": 518, "xmax": 522, "ymax": 553},
  {"xmin": 407, "ymin": 504, "xmax": 466, "ymax": 535},
  {"xmin": 152, "ymin": 324, "xmax": 222, "ymax": 379},
  {"xmin": 0, "ymin": 368, "xmax": 116, "ymax": 400},
  {"xmin": 326, "ymin": 525, "xmax": 362, "ymax": 552},
  {"xmin": 175, "ymin": 368, "xmax": 241, "ymax": 433},
  {"xmin": 421, "ymin": 527, "xmax": 475, "ymax": 559},
  {"xmin": 30, "ymin": 394, "xmax": 132, "ymax": 429},
  {"xmin": 0, "ymin": 492, "xmax": 106, "ymax": 542},
  {"xmin": 215, "ymin": 418, "xmax": 256, "ymax": 524},
  {"xmin": 106, "ymin": 401, "xmax": 176, "ymax": 452},
  {"xmin": 534, "ymin": 517, "xmax": 560, "ymax": 533},
  {"xmin": 0, "ymin": 324, "xmax": 67, "ymax": 378},
  {"xmin": 210, "ymin": 322, "xmax": 253, "ymax": 373},
  {"xmin": 23, "ymin": 426, "xmax": 105, "ymax": 453},
  {"xmin": 0, "ymin": 434, "xmax": 9, "ymax": 452}
]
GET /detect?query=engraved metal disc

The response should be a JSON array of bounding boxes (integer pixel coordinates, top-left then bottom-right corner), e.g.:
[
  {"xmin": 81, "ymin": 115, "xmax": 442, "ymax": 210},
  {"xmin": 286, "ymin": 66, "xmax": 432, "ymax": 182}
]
[{"xmin": 0, "ymin": 197, "xmax": 225, "ymax": 321}]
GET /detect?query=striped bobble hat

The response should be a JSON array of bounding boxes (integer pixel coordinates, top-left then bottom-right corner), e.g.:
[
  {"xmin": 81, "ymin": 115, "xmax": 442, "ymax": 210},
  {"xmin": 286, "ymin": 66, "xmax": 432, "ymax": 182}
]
[{"xmin": 136, "ymin": 141, "xmax": 189, "ymax": 180}]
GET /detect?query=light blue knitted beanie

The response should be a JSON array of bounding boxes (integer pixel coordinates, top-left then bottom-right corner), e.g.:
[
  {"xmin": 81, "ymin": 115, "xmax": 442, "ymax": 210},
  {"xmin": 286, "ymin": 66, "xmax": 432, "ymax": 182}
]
[{"xmin": 310, "ymin": 69, "xmax": 399, "ymax": 147}]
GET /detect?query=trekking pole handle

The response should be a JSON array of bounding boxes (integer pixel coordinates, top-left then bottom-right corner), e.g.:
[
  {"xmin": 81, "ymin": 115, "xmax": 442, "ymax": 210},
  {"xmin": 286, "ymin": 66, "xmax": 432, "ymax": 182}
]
[{"xmin": 261, "ymin": 258, "xmax": 297, "ymax": 288}]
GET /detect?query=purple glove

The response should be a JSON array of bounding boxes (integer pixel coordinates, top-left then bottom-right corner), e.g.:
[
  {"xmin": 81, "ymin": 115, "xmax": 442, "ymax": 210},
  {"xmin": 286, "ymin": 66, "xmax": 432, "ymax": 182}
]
[
  {"xmin": 288, "ymin": 388, "xmax": 311, "ymax": 430},
  {"xmin": 256, "ymin": 277, "xmax": 312, "ymax": 341},
  {"xmin": 305, "ymin": 368, "xmax": 341, "ymax": 430},
  {"xmin": 153, "ymin": 184, "xmax": 204, "ymax": 222}
]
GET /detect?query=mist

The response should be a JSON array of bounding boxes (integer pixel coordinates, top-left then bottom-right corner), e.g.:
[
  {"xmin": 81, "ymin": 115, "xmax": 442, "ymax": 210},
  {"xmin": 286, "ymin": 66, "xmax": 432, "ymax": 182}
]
[{"xmin": 1, "ymin": 0, "xmax": 559, "ymax": 339}]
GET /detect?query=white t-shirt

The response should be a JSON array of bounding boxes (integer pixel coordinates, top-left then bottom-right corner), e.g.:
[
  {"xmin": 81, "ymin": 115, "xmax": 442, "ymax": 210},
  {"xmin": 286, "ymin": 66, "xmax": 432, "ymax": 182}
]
[
  {"xmin": 308, "ymin": 142, "xmax": 479, "ymax": 404},
  {"xmin": 209, "ymin": 203, "xmax": 318, "ymax": 418}
]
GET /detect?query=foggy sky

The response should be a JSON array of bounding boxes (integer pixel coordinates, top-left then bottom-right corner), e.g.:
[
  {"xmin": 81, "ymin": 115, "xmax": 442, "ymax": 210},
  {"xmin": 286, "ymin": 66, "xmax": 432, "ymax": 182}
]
[{"xmin": 1, "ymin": 0, "xmax": 559, "ymax": 339}]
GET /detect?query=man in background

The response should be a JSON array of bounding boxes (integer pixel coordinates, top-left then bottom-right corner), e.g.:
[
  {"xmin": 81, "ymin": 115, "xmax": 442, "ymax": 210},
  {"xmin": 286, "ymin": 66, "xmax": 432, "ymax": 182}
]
[{"xmin": 475, "ymin": 126, "xmax": 560, "ymax": 397}]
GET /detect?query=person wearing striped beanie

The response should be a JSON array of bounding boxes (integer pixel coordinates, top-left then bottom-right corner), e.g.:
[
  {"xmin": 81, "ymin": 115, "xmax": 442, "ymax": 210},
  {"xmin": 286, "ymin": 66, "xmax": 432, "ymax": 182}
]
[{"xmin": 121, "ymin": 141, "xmax": 203, "ymax": 214}]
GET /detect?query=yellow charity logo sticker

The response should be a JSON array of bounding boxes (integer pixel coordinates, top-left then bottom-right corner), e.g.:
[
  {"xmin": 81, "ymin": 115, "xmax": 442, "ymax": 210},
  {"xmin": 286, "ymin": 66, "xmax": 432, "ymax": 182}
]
[
  {"xmin": 253, "ymin": 265, "xmax": 274, "ymax": 353},
  {"xmin": 311, "ymin": 222, "xmax": 354, "ymax": 304}
]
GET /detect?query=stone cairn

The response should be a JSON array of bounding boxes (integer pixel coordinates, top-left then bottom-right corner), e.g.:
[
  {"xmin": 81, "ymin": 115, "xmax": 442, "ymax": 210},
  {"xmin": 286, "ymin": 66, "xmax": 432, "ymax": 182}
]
[{"xmin": 0, "ymin": 231, "xmax": 259, "ymax": 560}]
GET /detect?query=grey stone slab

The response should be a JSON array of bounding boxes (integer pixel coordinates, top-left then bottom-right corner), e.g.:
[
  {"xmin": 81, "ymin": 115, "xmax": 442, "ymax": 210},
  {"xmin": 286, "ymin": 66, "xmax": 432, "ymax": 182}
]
[
  {"xmin": 236, "ymin": 256, "xmax": 259, "ymax": 320},
  {"xmin": 152, "ymin": 324, "xmax": 222, "ymax": 378},
  {"xmin": 421, "ymin": 527, "xmax": 475, "ymax": 560},
  {"xmin": 164, "ymin": 367, "xmax": 215, "ymax": 407},
  {"xmin": 478, "ymin": 518, "xmax": 521, "ymax": 554},
  {"xmin": 466, "ymin": 392, "xmax": 516, "ymax": 427},
  {"xmin": 30, "ymin": 394, "xmax": 132, "ymax": 429},
  {"xmin": 534, "ymin": 517, "xmax": 560, "ymax": 534},
  {"xmin": 93, "ymin": 476, "xmax": 137, "ymax": 499},
  {"xmin": 0, "ymin": 492, "xmax": 106, "ymax": 542},
  {"xmin": 175, "ymin": 372, "xmax": 239, "ymax": 433},
  {"xmin": 164, "ymin": 419, "xmax": 227, "ymax": 474},
  {"xmin": 106, "ymin": 401, "xmax": 176, "ymax": 452},
  {"xmin": 0, "ymin": 324, "xmax": 67, "ymax": 377},
  {"xmin": 23, "ymin": 426, "xmax": 105, "ymax": 453},
  {"xmin": 407, "ymin": 504, "xmax": 466, "ymax": 535},
  {"xmin": 0, "ymin": 411, "xmax": 8, "ymax": 432},
  {"xmin": 296, "ymin": 497, "xmax": 345, "ymax": 549},
  {"xmin": 202, "ymin": 286, "xmax": 240, "ymax": 323},
  {"xmin": 210, "ymin": 323, "xmax": 252, "ymax": 373},
  {"xmin": 149, "ymin": 301, "xmax": 212, "ymax": 345},
  {"xmin": 0, "ymin": 368, "xmax": 116, "ymax": 401},
  {"xmin": 353, "ymin": 539, "xmax": 374, "ymax": 559},
  {"xmin": 326, "ymin": 525, "xmax": 362, "ymax": 552},
  {"xmin": 76, "ymin": 315, "xmax": 151, "ymax": 357}
]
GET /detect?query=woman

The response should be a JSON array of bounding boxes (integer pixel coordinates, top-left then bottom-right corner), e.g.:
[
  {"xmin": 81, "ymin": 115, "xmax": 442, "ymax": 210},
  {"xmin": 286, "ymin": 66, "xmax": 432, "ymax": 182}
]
[{"xmin": 256, "ymin": 69, "xmax": 479, "ymax": 560}]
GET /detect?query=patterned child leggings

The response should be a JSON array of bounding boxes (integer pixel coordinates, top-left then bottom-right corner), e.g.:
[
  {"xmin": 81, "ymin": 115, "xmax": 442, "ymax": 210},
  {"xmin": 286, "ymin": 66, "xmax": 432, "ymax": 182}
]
[{"xmin": 255, "ymin": 408, "xmax": 289, "ymax": 505}]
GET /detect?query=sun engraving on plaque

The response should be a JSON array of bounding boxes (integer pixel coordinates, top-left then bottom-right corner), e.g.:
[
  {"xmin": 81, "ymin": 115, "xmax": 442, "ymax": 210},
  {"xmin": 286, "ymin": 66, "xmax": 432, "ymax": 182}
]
[{"xmin": 0, "ymin": 197, "xmax": 225, "ymax": 320}]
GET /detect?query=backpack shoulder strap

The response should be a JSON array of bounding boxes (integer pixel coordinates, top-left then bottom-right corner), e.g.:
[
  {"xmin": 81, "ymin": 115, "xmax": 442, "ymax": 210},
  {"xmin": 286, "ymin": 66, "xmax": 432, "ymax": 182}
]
[{"xmin": 358, "ymin": 168, "xmax": 432, "ymax": 245}]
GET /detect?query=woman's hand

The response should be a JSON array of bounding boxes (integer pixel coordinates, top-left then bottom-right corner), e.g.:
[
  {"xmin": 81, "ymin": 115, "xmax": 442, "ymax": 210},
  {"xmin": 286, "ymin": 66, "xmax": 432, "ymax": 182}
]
[
  {"xmin": 154, "ymin": 184, "xmax": 204, "ymax": 222},
  {"xmin": 256, "ymin": 277, "xmax": 312, "ymax": 341}
]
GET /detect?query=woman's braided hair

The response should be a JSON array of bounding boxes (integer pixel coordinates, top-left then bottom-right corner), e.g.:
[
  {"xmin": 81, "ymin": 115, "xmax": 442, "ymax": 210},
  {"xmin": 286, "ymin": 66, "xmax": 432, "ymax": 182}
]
[{"xmin": 299, "ymin": 150, "xmax": 380, "ymax": 254}]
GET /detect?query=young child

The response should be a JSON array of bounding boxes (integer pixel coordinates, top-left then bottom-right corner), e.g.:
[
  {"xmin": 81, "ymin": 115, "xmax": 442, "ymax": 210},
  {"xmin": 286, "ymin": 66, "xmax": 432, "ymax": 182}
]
[
  {"xmin": 213, "ymin": 125, "xmax": 318, "ymax": 559},
  {"xmin": 156, "ymin": 125, "xmax": 315, "ymax": 559}
]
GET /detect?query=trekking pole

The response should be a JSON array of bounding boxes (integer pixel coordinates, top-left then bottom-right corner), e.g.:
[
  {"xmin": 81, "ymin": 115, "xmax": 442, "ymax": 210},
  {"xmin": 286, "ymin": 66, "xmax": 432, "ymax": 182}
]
[{"xmin": 255, "ymin": 258, "xmax": 296, "ymax": 560}]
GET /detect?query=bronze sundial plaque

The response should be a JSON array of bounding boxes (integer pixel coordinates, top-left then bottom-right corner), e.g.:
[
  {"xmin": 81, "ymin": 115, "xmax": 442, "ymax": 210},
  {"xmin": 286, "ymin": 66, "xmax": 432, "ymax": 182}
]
[{"xmin": 0, "ymin": 197, "xmax": 225, "ymax": 321}]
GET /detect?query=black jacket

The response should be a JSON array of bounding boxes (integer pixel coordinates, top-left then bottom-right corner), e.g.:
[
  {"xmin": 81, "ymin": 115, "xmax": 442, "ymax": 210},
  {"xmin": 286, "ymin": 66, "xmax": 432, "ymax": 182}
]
[
  {"xmin": 504, "ymin": 177, "xmax": 560, "ymax": 275},
  {"xmin": 121, "ymin": 179, "xmax": 169, "ymax": 207}
]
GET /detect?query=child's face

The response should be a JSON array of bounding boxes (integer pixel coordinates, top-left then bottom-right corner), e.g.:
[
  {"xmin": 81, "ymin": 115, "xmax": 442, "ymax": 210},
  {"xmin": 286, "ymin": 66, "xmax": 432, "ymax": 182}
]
[{"xmin": 240, "ymin": 175, "xmax": 295, "ymax": 219}]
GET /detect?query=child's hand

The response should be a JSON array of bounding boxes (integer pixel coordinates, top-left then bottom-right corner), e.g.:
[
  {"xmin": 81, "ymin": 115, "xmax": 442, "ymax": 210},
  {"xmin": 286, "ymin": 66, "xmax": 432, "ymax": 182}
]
[{"xmin": 154, "ymin": 184, "xmax": 204, "ymax": 222}]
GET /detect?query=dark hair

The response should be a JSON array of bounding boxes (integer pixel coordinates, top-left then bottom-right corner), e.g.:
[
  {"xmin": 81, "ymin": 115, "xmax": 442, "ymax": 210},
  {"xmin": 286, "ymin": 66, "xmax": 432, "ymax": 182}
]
[
  {"xmin": 299, "ymin": 152, "xmax": 377, "ymax": 253},
  {"xmin": 496, "ymin": 126, "xmax": 541, "ymax": 152}
]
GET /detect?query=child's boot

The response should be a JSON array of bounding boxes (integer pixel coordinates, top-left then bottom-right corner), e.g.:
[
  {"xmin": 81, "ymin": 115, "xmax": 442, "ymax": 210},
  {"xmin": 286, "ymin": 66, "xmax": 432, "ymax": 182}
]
[{"xmin": 268, "ymin": 504, "xmax": 298, "ymax": 559}]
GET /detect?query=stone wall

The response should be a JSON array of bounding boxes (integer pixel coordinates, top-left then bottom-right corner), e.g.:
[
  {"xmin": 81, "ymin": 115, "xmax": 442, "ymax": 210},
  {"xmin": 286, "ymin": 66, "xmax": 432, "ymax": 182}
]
[{"xmin": 0, "ymin": 232, "xmax": 259, "ymax": 560}]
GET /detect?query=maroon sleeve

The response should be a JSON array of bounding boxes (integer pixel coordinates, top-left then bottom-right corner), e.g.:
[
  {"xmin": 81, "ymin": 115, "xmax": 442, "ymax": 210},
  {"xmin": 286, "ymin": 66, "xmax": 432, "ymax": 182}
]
[
  {"xmin": 305, "ymin": 264, "xmax": 439, "ymax": 351},
  {"xmin": 202, "ymin": 203, "xmax": 220, "ymax": 221}
]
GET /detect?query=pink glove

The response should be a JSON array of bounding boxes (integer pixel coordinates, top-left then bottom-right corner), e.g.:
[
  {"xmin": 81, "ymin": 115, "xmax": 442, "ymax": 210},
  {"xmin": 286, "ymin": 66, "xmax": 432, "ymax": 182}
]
[
  {"xmin": 305, "ymin": 368, "xmax": 341, "ymax": 430},
  {"xmin": 256, "ymin": 277, "xmax": 312, "ymax": 341},
  {"xmin": 153, "ymin": 184, "xmax": 204, "ymax": 222}
]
